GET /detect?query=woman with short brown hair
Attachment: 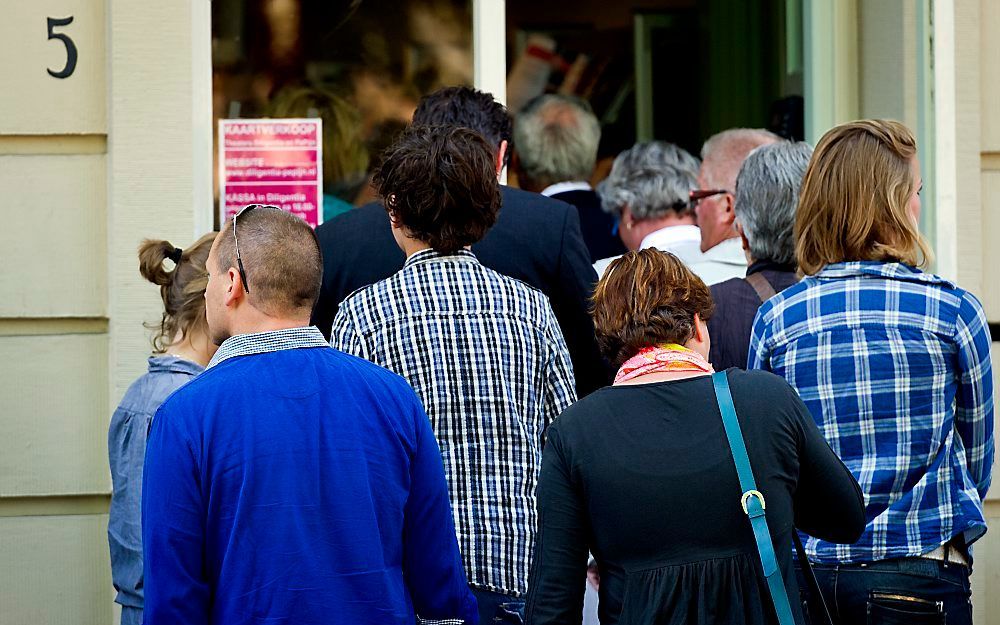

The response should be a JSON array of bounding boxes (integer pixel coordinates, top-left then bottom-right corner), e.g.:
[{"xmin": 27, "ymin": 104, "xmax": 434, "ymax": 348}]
[
  {"xmin": 525, "ymin": 249, "xmax": 864, "ymax": 625},
  {"xmin": 750, "ymin": 120, "xmax": 994, "ymax": 624}
]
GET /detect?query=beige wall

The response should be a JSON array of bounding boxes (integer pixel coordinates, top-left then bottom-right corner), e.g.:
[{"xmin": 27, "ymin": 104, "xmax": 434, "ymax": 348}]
[
  {"xmin": 855, "ymin": 3, "xmax": 1000, "ymax": 622},
  {"xmin": 0, "ymin": 1, "xmax": 113, "ymax": 622},
  {"xmin": 0, "ymin": 0, "xmax": 208, "ymax": 622},
  {"xmin": 945, "ymin": 1, "xmax": 1000, "ymax": 623}
]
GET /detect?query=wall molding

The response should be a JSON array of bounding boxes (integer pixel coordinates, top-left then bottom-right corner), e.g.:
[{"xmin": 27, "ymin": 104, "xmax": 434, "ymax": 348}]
[
  {"xmin": 0, "ymin": 135, "xmax": 107, "ymax": 155},
  {"xmin": 0, "ymin": 494, "xmax": 110, "ymax": 518},
  {"xmin": 0, "ymin": 317, "xmax": 108, "ymax": 336},
  {"xmin": 981, "ymin": 151, "xmax": 1000, "ymax": 171}
]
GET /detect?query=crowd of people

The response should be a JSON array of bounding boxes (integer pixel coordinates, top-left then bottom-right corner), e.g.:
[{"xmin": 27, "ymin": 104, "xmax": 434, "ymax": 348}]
[{"xmin": 108, "ymin": 86, "xmax": 994, "ymax": 625}]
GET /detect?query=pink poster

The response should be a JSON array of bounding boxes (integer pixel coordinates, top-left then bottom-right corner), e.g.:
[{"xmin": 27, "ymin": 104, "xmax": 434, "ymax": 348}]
[{"xmin": 218, "ymin": 118, "xmax": 324, "ymax": 228}]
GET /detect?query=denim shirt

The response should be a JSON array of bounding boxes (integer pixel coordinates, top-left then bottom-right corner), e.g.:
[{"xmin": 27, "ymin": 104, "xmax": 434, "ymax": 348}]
[{"xmin": 108, "ymin": 355, "xmax": 203, "ymax": 609}]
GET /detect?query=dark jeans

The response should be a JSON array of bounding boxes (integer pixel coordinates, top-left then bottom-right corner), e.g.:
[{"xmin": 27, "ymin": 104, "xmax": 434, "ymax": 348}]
[
  {"xmin": 794, "ymin": 557, "xmax": 972, "ymax": 625},
  {"xmin": 470, "ymin": 587, "xmax": 524, "ymax": 625}
]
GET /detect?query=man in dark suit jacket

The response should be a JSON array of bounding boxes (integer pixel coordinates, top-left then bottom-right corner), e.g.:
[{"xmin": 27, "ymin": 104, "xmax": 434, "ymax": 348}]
[
  {"xmin": 512, "ymin": 94, "xmax": 626, "ymax": 263},
  {"xmin": 312, "ymin": 87, "xmax": 609, "ymax": 397}
]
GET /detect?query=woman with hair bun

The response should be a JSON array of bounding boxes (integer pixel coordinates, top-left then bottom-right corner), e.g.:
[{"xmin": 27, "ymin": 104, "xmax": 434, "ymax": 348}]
[{"xmin": 107, "ymin": 232, "xmax": 217, "ymax": 625}]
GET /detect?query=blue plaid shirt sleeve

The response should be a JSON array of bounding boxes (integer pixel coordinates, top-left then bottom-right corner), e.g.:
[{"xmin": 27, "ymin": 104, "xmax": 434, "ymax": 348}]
[
  {"xmin": 747, "ymin": 306, "xmax": 772, "ymax": 371},
  {"xmin": 954, "ymin": 291, "xmax": 995, "ymax": 498}
]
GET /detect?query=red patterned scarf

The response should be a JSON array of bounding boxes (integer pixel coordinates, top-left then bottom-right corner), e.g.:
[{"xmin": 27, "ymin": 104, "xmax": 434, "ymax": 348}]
[{"xmin": 614, "ymin": 343, "xmax": 714, "ymax": 384}]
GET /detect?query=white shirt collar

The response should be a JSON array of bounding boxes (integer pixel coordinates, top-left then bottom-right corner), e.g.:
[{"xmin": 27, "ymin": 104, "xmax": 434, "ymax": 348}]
[
  {"xmin": 639, "ymin": 224, "xmax": 702, "ymax": 250},
  {"xmin": 540, "ymin": 181, "xmax": 593, "ymax": 197},
  {"xmin": 701, "ymin": 236, "xmax": 748, "ymax": 266}
]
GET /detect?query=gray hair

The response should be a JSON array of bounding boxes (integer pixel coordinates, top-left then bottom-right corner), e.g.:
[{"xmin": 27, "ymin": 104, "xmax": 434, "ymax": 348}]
[
  {"xmin": 514, "ymin": 95, "xmax": 600, "ymax": 187},
  {"xmin": 734, "ymin": 141, "xmax": 813, "ymax": 265},
  {"xmin": 597, "ymin": 141, "xmax": 700, "ymax": 221},
  {"xmin": 700, "ymin": 128, "xmax": 783, "ymax": 190}
]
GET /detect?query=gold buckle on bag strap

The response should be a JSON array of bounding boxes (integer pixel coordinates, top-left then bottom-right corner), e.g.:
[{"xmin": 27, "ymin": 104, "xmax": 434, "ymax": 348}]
[{"xmin": 741, "ymin": 490, "xmax": 766, "ymax": 515}]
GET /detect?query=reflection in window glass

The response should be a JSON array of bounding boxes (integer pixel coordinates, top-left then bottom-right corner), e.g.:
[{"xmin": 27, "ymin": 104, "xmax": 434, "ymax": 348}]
[
  {"xmin": 212, "ymin": 0, "xmax": 473, "ymax": 223},
  {"xmin": 505, "ymin": 0, "xmax": 803, "ymax": 185}
]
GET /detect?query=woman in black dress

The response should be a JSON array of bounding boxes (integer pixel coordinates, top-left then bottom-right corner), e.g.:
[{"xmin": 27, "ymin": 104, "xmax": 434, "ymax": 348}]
[{"xmin": 525, "ymin": 249, "xmax": 865, "ymax": 625}]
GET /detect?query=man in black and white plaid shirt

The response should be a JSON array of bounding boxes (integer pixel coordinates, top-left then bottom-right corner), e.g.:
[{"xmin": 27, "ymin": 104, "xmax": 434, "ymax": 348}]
[{"xmin": 331, "ymin": 124, "xmax": 577, "ymax": 622}]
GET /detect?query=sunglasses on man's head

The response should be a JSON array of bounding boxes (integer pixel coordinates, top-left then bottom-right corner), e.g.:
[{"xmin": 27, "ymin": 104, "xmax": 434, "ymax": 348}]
[
  {"xmin": 688, "ymin": 189, "xmax": 730, "ymax": 209},
  {"xmin": 232, "ymin": 204, "xmax": 280, "ymax": 293}
]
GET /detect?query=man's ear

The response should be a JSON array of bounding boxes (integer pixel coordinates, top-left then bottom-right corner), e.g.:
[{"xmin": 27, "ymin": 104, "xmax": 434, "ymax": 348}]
[
  {"xmin": 736, "ymin": 222, "xmax": 750, "ymax": 252},
  {"xmin": 496, "ymin": 140, "xmax": 509, "ymax": 178},
  {"xmin": 692, "ymin": 312, "xmax": 705, "ymax": 343},
  {"xmin": 722, "ymin": 192, "xmax": 736, "ymax": 225},
  {"xmin": 621, "ymin": 205, "xmax": 634, "ymax": 229},
  {"xmin": 224, "ymin": 267, "xmax": 245, "ymax": 308}
]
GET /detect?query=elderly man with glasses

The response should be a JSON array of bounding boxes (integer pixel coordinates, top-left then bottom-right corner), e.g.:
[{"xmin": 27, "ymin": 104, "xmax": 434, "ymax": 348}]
[
  {"xmin": 593, "ymin": 141, "xmax": 720, "ymax": 280},
  {"xmin": 692, "ymin": 128, "xmax": 782, "ymax": 285},
  {"xmin": 707, "ymin": 141, "xmax": 813, "ymax": 371}
]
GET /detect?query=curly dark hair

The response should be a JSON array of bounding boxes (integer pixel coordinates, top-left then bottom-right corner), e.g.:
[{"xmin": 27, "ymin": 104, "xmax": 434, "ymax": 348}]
[
  {"xmin": 373, "ymin": 124, "xmax": 501, "ymax": 254},
  {"xmin": 413, "ymin": 86, "xmax": 513, "ymax": 167},
  {"xmin": 592, "ymin": 248, "xmax": 715, "ymax": 366}
]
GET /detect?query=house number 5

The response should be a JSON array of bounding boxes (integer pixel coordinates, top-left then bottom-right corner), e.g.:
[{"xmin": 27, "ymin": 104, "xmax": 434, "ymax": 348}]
[{"xmin": 46, "ymin": 16, "xmax": 78, "ymax": 79}]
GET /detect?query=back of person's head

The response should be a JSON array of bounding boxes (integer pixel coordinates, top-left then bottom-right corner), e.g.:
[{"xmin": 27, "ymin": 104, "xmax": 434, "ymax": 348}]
[
  {"xmin": 268, "ymin": 85, "xmax": 369, "ymax": 198},
  {"xmin": 374, "ymin": 124, "xmax": 501, "ymax": 253},
  {"xmin": 592, "ymin": 248, "xmax": 714, "ymax": 366},
  {"xmin": 138, "ymin": 232, "xmax": 217, "ymax": 352},
  {"xmin": 700, "ymin": 128, "xmax": 782, "ymax": 190},
  {"xmin": 598, "ymin": 141, "xmax": 700, "ymax": 221},
  {"xmin": 796, "ymin": 119, "xmax": 930, "ymax": 274},
  {"xmin": 412, "ymin": 86, "xmax": 512, "ymax": 164},
  {"xmin": 734, "ymin": 141, "xmax": 813, "ymax": 266},
  {"xmin": 514, "ymin": 94, "xmax": 600, "ymax": 189},
  {"xmin": 364, "ymin": 119, "xmax": 409, "ymax": 175},
  {"xmin": 214, "ymin": 207, "xmax": 322, "ymax": 316}
]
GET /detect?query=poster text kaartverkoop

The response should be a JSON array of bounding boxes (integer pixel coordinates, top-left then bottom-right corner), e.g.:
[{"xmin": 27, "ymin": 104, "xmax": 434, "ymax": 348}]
[{"xmin": 219, "ymin": 118, "xmax": 323, "ymax": 227}]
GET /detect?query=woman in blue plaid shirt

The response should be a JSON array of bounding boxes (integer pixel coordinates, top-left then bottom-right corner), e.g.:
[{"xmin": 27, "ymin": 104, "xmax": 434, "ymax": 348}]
[{"xmin": 749, "ymin": 119, "xmax": 994, "ymax": 624}]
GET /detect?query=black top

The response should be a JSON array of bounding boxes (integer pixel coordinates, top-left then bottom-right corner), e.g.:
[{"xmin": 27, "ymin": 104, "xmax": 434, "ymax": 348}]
[
  {"xmin": 525, "ymin": 369, "xmax": 865, "ymax": 625},
  {"xmin": 311, "ymin": 185, "xmax": 611, "ymax": 397},
  {"xmin": 708, "ymin": 260, "xmax": 800, "ymax": 371},
  {"xmin": 550, "ymin": 189, "xmax": 627, "ymax": 263}
]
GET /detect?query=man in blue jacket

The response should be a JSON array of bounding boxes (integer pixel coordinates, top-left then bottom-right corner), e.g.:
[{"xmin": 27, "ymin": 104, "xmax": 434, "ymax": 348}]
[{"xmin": 141, "ymin": 205, "xmax": 477, "ymax": 625}]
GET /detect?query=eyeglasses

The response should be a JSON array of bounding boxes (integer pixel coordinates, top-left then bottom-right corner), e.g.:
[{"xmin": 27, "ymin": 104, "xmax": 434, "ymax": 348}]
[
  {"xmin": 689, "ymin": 189, "xmax": 730, "ymax": 209},
  {"xmin": 232, "ymin": 204, "xmax": 279, "ymax": 293}
]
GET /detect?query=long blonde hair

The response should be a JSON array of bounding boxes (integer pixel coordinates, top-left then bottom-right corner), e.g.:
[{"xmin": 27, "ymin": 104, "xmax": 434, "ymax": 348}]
[{"xmin": 795, "ymin": 119, "xmax": 931, "ymax": 275}]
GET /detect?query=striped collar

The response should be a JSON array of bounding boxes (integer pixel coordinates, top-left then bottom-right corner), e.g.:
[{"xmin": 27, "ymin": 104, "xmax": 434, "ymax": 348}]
[
  {"xmin": 207, "ymin": 326, "xmax": 329, "ymax": 368},
  {"xmin": 403, "ymin": 248, "xmax": 478, "ymax": 268}
]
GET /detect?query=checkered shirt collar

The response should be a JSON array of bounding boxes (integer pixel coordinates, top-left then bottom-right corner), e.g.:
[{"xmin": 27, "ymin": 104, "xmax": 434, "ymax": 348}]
[
  {"xmin": 403, "ymin": 248, "xmax": 478, "ymax": 268},
  {"xmin": 812, "ymin": 261, "xmax": 955, "ymax": 287},
  {"xmin": 208, "ymin": 325, "xmax": 329, "ymax": 369}
]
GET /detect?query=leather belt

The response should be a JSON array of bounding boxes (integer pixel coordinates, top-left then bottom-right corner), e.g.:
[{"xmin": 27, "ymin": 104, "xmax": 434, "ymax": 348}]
[{"xmin": 922, "ymin": 543, "xmax": 970, "ymax": 567}]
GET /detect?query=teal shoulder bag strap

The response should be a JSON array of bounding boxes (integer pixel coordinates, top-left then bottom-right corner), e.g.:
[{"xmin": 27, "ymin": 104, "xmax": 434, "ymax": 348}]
[{"xmin": 711, "ymin": 371, "xmax": 796, "ymax": 625}]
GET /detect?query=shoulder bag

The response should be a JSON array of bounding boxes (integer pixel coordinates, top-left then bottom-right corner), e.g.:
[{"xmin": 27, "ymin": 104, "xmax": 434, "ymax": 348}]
[{"xmin": 711, "ymin": 371, "xmax": 833, "ymax": 625}]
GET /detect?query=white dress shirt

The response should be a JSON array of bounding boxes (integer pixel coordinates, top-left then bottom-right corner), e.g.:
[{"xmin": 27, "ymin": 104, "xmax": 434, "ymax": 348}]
[
  {"xmin": 596, "ymin": 224, "xmax": 745, "ymax": 286},
  {"xmin": 539, "ymin": 180, "xmax": 593, "ymax": 197},
  {"xmin": 689, "ymin": 236, "xmax": 748, "ymax": 285}
]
